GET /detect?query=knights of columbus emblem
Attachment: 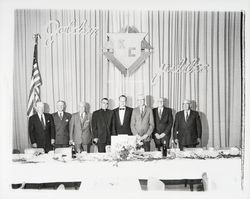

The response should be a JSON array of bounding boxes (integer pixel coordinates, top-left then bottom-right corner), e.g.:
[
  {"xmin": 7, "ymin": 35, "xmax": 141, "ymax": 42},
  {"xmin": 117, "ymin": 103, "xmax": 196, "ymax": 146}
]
[{"xmin": 103, "ymin": 26, "xmax": 153, "ymax": 76}]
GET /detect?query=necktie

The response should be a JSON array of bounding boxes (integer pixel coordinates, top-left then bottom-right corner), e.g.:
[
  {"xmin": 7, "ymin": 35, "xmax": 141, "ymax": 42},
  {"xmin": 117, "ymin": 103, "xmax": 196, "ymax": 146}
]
[
  {"xmin": 159, "ymin": 108, "xmax": 162, "ymax": 119},
  {"xmin": 41, "ymin": 115, "xmax": 45, "ymax": 129},
  {"xmin": 141, "ymin": 107, "xmax": 144, "ymax": 118},
  {"xmin": 59, "ymin": 112, "xmax": 63, "ymax": 120}
]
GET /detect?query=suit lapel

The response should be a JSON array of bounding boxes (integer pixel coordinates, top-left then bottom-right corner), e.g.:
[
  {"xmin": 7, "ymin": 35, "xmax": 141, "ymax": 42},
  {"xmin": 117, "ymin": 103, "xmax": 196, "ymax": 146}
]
[
  {"xmin": 162, "ymin": 107, "xmax": 167, "ymax": 120},
  {"xmin": 181, "ymin": 111, "xmax": 187, "ymax": 123},
  {"xmin": 122, "ymin": 107, "xmax": 129, "ymax": 125},
  {"xmin": 100, "ymin": 110, "xmax": 108, "ymax": 127},
  {"xmin": 35, "ymin": 114, "xmax": 44, "ymax": 129},
  {"xmin": 186, "ymin": 110, "xmax": 192, "ymax": 123}
]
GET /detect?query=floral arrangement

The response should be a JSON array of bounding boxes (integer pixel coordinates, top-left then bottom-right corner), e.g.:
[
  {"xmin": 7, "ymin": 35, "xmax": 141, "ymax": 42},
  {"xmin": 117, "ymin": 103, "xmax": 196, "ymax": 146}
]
[{"xmin": 112, "ymin": 143, "xmax": 135, "ymax": 160}]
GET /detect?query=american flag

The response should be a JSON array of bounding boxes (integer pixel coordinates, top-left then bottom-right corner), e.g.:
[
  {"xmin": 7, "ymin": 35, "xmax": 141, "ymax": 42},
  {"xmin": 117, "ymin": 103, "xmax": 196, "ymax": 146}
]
[{"xmin": 27, "ymin": 35, "xmax": 42, "ymax": 117}]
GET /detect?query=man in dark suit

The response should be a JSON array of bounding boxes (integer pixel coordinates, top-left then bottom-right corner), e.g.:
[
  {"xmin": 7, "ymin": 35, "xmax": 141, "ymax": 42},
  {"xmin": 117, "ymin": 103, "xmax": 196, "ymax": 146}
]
[
  {"xmin": 173, "ymin": 99, "xmax": 202, "ymax": 150},
  {"xmin": 113, "ymin": 95, "xmax": 133, "ymax": 135},
  {"xmin": 28, "ymin": 101, "xmax": 55, "ymax": 153},
  {"xmin": 152, "ymin": 97, "xmax": 173, "ymax": 151},
  {"xmin": 52, "ymin": 100, "xmax": 71, "ymax": 148},
  {"xmin": 92, "ymin": 98, "xmax": 115, "ymax": 152}
]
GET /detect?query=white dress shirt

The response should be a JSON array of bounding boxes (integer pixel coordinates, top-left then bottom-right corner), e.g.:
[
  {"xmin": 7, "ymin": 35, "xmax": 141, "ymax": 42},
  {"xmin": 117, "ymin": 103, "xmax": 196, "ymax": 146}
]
[
  {"xmin": 158, "ymin": 107, "xmax": 163, "ymax": 118},
  {"xmin": 184, "ymin": 110, "xmax": 190, "ymax": 121},
  {"xmin": 58, "ymin": 111, "xmax": 63, "ymax": 119},
  {"xmin": 119, "ymin": 107, "xmax": 126, "ymax": 125},
  {"xmin": 38, "ymin": 113, "xmax": 46, "ymax": 127}
]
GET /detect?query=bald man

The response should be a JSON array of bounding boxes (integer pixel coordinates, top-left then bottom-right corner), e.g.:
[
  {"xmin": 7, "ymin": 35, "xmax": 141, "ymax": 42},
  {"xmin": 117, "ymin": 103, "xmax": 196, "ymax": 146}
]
[
  {"xmin": 69, "ymin": 102, "xmax": 92, "ymax": 153},
  {"xmin": 28, "ymin": 101, "xmax": 55, "ymax": 153},
  {"xmin": 173, "ymin": 99, "xmax": 202, "ymax": 150}
]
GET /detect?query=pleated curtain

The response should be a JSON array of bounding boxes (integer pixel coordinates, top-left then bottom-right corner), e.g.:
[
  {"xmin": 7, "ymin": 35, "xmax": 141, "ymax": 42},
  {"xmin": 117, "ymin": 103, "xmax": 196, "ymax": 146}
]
[{"xmin": 13, "ymin": 10, "xmax": 242, "ymax": 152}]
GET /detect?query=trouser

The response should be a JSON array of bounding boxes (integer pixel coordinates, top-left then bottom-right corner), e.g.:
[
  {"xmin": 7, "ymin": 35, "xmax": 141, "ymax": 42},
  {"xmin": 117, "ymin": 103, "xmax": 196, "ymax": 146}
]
[
  {"xmin": 142, "ymin": 141, "xmax": 151, "ymax": 152},
  {"xmin": 179, "ymin": 144, "xmax": 197, "ymax": 151},
  {"xmin": 55, "ymin": 144, "xmax": 69, "ymax": 148},
  {"xmin": 97, "ymin": 143, "xmax": 106, "ymax": 153},
  {"xmin": 154, "ymin": 137, "xmax": 170, "ymax": 151},
  {"xmin": 75, "ymin": 143, "xmax": 91, "ymax": 153}
]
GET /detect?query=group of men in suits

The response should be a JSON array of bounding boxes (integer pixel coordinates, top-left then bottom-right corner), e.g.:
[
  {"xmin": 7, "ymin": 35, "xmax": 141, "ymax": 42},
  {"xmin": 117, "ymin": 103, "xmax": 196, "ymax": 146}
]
[{"xmin": 28, "ymin": 96, "xmax": 202, "ymax": 153}]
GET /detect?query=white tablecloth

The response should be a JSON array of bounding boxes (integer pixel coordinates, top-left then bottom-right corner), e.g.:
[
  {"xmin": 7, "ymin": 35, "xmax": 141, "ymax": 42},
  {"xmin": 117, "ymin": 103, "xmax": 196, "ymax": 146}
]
[{"xmin": 11, "ymin": 154, "xmax": 241, "ymax": 191}]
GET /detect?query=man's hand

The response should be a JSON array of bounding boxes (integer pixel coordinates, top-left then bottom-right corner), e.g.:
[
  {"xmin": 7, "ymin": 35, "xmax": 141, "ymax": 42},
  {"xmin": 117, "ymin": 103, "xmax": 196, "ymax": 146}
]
[
  {"xmin": 32, "ymin": 143, "xmax": 37, "ymax": 148},
  {"xmin": 69, "ymin": 140, "xmax": 74, "ymax": 145},
  {"xmin": 136, "ymin": 134, "xmax": 142, "ymax": 141},
  {"xmin": 51, "ymin": 139, "xmax": 55, "ymax": 145},
  {"xmin": 159, "ymin": 133, "xmax": 166, "ymax": 139},
  {"xmin": 155, "ymin": 133, "xmax": 160, "ymax": 139},
  {"xmin": 197, "ymin": 138, "xmax": 201, "ymax": 144},
  {"xmin": 93, "ymin": 138, "xmax": 98, "ymax": 144},
  {"xmin": 174, "ymin": 139, "xmax": 179, "ymax": 144},
  {"xmin": 141, "ymin": 134, "xmax": 148, "ymax": 141}
]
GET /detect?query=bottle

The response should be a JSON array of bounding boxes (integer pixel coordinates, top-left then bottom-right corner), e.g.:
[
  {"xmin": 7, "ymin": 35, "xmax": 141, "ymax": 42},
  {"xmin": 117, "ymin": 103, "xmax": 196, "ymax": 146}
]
[
  {"xmin": 170, "ymin": 140, "xmax": 175, "ymax": 150},
  {"xmin": 162, "ymin": 140, "xmax": 167, "ymax": 157},
  {"xmin": 71, "ymin": 142, "xmax": 76, "ymax": 159},
  {"xmin": 51, "ymin": 143, "xmax": 55, "ymax": 151}
]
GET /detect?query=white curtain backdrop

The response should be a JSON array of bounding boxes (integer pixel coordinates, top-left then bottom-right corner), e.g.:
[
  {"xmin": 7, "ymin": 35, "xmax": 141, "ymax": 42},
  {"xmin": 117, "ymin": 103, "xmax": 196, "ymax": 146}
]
[{"xmin": 13, "ymin": 10, "xmax": 242, "ymax": 152}]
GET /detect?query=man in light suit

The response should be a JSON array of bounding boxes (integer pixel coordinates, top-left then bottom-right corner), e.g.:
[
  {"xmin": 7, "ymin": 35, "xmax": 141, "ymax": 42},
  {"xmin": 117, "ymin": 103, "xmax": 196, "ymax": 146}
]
[
  {"xmin": 152, "ymin": 97, "xmax": 173, "ymax": 151},
  {"xmin": 113, "ymin": 95, "xmax": 133, "ymax": 135},
  {"xmin": 130, "ymin": 94, "xmax": 154, "ymax": 151},
  {"xmin": 92, "ymin": 98, "xmax": 115, "ymax": 152},
  {"xmin": 69, "ymin": 102, "xmax": 92, "ymax": 153},
  {"xmin": 52, "ymin": 100, "xmax": 72, "ymax": 148},
  {"xmin": 28, "ymin": 101, "xmax": 55, "ymax": 153},
  {"xmin": 173, "ymin": 99, "xmax": 202, "ymax": 150}
]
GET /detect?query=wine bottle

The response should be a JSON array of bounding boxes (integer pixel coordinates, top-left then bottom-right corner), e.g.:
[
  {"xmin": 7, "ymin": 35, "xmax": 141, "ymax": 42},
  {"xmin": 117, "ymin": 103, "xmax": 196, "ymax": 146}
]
[
  {"xmin": 71, "ymin": 143, "xmax": 76, "ymax": 159},
  {"xmin": 162, "ymin": 140, "xmax": 167, "ymax": 157}
]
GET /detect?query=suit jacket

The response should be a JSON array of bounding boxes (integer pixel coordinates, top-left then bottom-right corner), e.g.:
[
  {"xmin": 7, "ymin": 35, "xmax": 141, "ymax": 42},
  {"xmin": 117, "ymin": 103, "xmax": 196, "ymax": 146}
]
[
  {"xmin": 69, "ymin": 112, "xmax": 92, "ymax": 145},
  {"xmin": 173, "ymin": 110, "xmax": 202, "ymax": 146},
  {"xmin": 92, "ymin": 109, "xmax": 115, "ymax": 144},
  {"xmin": 152, "ymin": 107, "xmax": 173, "ymax": 139},
  {"xmin": 130, "ymin": 106, "xmax": 154, "ymax": 142},
  {"xmin": 52, "ymin": 112, "xmax": 72, "ymax": 145},
  {"xmin": 113, "ymin": 106, "xmax": 133, "ymax": 135},
  {"xmin": 28, "ymin": 113, "xmax": 55, "ymax": 152}
]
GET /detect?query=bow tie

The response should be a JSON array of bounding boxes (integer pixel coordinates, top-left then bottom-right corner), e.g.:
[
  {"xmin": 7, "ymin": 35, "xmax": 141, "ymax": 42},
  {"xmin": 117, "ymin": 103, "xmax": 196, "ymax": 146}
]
[{"xmin": 119, "ymin": 108, "xmax": 125, "ymax": 110}]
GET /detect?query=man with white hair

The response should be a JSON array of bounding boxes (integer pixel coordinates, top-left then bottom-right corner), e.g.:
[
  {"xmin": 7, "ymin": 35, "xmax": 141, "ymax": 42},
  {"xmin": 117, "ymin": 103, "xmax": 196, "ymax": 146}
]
[
  {"xmin": 28, "ymin": 101, "xmax": 55, "ymax": 153},
  {"xmin": 173, "ymin": 99, "xmax": 202, "ymax": 150},
  {"xmin": 130, "ymin": 94, "xmax": 154, "ymax": 151},
  {"xmin": 152, "ymin": 97, "xmax": 173, "ymax": 151},
  {"xmin": 52, "ymin": 100, "xmax": 72, "ymax": 148},
  {"xmin": 69, "ymin": 101, "xmax": 92, "ymax": 153}
]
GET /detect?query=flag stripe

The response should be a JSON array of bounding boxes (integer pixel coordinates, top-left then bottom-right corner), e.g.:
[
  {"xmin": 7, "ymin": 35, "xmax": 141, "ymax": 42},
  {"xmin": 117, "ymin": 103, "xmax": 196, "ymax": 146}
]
[{"xmin": 27, "ymin": 40, "xmax": 42, "ymax": 117}]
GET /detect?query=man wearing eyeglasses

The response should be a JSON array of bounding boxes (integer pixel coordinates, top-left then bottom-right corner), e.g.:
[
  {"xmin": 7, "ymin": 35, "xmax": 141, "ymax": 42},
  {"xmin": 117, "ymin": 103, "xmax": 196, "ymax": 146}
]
[{"xmin": 92, "ymin": 98, "xmax": 115, "ymax": 152}]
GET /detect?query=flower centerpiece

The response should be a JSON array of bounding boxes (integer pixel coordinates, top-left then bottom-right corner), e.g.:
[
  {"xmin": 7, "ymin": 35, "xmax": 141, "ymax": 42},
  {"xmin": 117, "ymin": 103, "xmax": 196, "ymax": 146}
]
[
  {"xmin": 111, "ymin": 135, "xmax": 137, "ymax": 160},
  {"xmin": 112, "ymin": 143, "xmax": 135, "ymax": 160}
]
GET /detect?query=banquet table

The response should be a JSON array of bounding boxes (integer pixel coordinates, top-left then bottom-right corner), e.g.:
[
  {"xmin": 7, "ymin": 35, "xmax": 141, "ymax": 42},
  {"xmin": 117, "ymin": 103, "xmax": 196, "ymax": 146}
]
[{"xmin": 11, "ymin": 151, "xmax": 241, "ymax": 191}]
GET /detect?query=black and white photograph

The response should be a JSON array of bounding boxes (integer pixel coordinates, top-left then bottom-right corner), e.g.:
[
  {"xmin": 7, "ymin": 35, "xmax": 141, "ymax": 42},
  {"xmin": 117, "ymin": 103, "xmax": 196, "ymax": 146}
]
[{"xmin": 0, "ymin": 0, "xmax": 249, "ymax": 199}]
